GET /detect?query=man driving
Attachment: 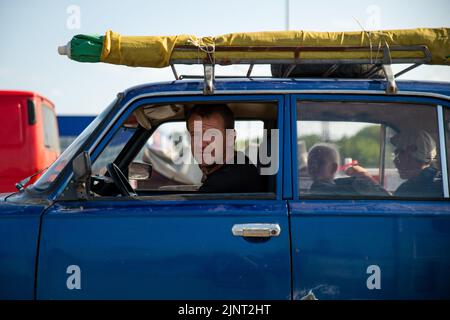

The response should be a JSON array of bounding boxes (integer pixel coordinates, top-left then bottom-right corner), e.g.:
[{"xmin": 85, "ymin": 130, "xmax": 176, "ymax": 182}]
[{"xmin": 186, "ymin": 104, "xmax": 264, "ymax": 193}]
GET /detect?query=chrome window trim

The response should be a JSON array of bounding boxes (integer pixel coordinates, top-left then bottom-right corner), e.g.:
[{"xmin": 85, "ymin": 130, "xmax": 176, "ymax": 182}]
[{"xmin": 437, "ymin": 105, "xmax": 449, "ymax": 198}]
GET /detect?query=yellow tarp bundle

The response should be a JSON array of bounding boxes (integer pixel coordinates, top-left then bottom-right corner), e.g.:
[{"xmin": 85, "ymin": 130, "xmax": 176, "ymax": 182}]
[{"xmin": 100, "ymin": 28, "xmax": 450, "ymax": 68}]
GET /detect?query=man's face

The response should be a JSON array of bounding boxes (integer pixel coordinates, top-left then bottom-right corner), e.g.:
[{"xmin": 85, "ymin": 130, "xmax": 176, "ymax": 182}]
[
  {"xmin": 187, "ymin": 112, "xmax": 235, "ymax": 170},
  {"xmin": 393, "ymin": 145, "xmax": 424, "ymax": 180}
]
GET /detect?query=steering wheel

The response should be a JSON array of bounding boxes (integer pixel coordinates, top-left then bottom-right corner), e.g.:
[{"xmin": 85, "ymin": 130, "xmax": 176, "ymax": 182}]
[{"xmin": 106, "ymin": 163, "xmax": 137, "ymax": 197}]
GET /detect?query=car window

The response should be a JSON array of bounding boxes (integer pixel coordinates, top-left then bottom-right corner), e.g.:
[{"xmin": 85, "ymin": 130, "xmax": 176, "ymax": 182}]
[
  {"xmin": 91, "ymin": 126, "xmax": 137, "ymax": 176},
  {"xmin": 297, "ymin": 101, "xmax": 443, "ymax": 199},
  {"xmin": 41, "ymin": 103, "xmax": 60, "ymax": 152},
  {"xmin": 87, "ymin": 101, "xmax": 279, "ymax": 198}
]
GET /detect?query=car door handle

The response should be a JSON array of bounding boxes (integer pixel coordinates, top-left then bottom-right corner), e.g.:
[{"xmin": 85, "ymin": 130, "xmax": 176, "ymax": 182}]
[{"xmin": 232, "ymin": 224, "xmax": 281, "ymax": 238}]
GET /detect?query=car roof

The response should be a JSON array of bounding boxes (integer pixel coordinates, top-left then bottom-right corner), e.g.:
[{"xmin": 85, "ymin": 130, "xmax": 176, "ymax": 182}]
[{"xmin": 123, "ymin": 78, "xmax": 450, "ymax": 103}]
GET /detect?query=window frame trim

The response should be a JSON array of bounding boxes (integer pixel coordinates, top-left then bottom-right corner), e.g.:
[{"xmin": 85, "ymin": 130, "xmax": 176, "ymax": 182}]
[
  {"xmin": 56, "ymin": 94, "xmax": 285, "ymax": 201},
  {"xmin": 437, "ymin": 105, "xmax": 449, "ymax": 197},
  {"xmin": 292, "ymin": 93, "xmax": 450, "ymax": 200},
  {"xmin": 41, "ymin": 102, "xmax": 60, "ymax": 152}
]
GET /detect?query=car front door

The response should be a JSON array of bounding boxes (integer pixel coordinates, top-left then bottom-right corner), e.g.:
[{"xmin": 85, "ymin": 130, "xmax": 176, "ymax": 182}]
[
  {"xmin": 289, "ymin": 94, "xmax": 450, "ymax": 300},
  {"xmin": 36, "ymin": 94, "xmax": 292, "ymax": 299}
]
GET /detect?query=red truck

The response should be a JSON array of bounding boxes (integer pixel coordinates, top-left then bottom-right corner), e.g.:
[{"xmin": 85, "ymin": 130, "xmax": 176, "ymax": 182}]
[{"xmin": 0, "ymin": 90, "xmax": 60, "ymax": 192}]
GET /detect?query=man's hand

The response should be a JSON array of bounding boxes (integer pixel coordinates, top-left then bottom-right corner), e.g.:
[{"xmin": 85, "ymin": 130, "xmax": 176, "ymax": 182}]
[
  {"xmin": 345, "ymin": 165, "xmax": 392, "ymax": 196},
  {"xmin": 345, "ymin": 165, "xmax": 379, "ymax": 184}
]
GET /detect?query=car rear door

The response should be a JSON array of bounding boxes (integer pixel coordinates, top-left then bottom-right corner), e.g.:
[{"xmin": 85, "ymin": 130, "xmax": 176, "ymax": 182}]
[
  {"xmin": 36, "ymin": 94, "xmax": 292, "ymax": 299},
  {"xmin": 289, "ymin": 93, "xmax": 450, "ymax": 300}
]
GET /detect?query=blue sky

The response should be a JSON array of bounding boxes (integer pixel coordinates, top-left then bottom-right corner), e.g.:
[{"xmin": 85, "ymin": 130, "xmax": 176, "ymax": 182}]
[{"xmin": 0, "ymin": 0, "xmax": 449, "ymax": 114}]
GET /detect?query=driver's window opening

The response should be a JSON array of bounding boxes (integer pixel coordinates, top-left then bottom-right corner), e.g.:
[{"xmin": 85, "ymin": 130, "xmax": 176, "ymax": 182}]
[
  {"xmin": 90, "ymin": 101, "xmax": 278, "ymax": 198},
  {"xmin": 297, "ymin": 101, "xmax": 443, "ymax": 199}
]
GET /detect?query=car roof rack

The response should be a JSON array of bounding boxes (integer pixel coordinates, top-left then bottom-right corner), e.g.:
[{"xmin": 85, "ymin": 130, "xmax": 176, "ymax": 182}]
[{"xmin": 168, "ymin": 44, "xmax": 432, "ymax": 95}]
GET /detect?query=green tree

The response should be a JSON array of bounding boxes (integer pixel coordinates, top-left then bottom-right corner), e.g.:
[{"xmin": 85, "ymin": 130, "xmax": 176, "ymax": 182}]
[
  {"xmin": 338, "ymin": 126, "xmax": 380, "ymax": 168},
  {"xmin": 298, "ymin": 125, "xmax": 381, "ymax": 168},
  {"xmin": 299, "ymin": 134, "xmax": 322, "ymax": 151}
]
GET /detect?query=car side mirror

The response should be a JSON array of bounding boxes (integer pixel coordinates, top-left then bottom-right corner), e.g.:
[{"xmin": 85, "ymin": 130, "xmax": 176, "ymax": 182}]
[
  {"xmin": 129, "ymin": 162, "xmax": 152, "ymax": 180},
  {"xmin": 72, "ymin": 151, "xmax": 92, "ymax": 199}
]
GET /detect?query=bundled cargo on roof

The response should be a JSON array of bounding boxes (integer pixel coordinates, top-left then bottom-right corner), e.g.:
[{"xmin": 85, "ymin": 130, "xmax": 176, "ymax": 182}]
[{"xmin": 59, "ymin": 28, "xmax": 450, "ymax": 68}]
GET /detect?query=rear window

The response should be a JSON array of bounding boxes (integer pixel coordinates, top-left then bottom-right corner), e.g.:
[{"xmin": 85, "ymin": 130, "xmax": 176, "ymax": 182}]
[
  {"xmin": 296, "ymin": 101, "xmax": 443, "ymax": 199},
  {"xmin": 41, "ymin": 104, "xmax": 60, "ymax": 152}
]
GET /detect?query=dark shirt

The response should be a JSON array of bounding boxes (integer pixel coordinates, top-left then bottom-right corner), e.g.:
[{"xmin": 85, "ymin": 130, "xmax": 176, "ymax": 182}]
[
  {"xmin": 310, "ymin": 177, "xmax": 390, "ymax": 197},
  {"xmin": 310, "ymin": 179, "xmax": 355, "ymax": 196},
  {"xmin": 394, "ymin": 166, "xmax": 443, "ymax": 198},
  {"xmin": 199, "ymin": 155, "xmax": 264, "ymax": 193}
]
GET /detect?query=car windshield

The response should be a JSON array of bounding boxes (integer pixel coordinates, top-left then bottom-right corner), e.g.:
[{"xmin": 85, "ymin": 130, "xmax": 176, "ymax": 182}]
[{"xmin": 32, "ymin": 98, "xmax": 118, "ymax": 191}]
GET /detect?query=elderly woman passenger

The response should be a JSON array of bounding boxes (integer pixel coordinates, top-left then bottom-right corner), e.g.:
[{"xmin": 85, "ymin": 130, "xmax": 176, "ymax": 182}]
[{"xmin": 390, "ymin": 130, "xmax": 442, "ymax": 197}]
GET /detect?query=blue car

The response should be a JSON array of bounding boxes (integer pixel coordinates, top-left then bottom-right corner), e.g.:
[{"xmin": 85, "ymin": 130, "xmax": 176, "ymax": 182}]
[{"xmin": 1, "ymin": 74, "xmax": 450, "ymax": 300}]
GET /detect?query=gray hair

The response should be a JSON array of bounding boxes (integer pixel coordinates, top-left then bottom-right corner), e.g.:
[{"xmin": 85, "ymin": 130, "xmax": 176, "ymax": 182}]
[
  {"xmin": 307, "ymin": 143, "xmax": 341, "ymax": 179},
  {"xmin": 390, "ymin": 130, "xmax": 437, "ymax": 163}
]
